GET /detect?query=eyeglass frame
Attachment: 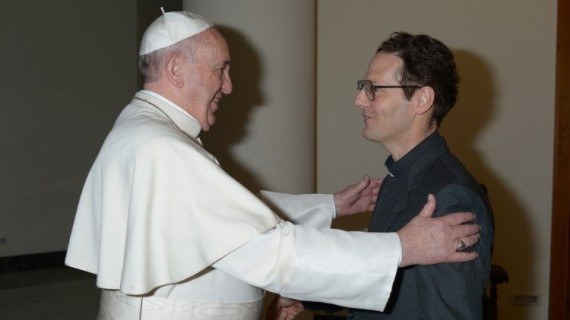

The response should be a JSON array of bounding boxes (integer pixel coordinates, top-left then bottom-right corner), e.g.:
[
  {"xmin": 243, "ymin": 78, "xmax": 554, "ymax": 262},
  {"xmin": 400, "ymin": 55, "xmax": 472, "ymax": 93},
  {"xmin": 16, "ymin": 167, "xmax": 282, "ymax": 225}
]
[{"xmin": 356, "ymin": 79, "xmax": 421, "ymax": 101}]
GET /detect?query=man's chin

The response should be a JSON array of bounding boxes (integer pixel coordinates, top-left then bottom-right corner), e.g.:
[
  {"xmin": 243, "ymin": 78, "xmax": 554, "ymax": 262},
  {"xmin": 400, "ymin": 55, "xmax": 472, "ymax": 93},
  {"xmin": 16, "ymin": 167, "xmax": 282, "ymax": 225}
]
[
  {"xmin": 205, "ymin": 116, "xmax": 216, "ymax": 130},
  {"xmin": 199, "ymin": 119, "xmax": 212, "ymax": 132}
]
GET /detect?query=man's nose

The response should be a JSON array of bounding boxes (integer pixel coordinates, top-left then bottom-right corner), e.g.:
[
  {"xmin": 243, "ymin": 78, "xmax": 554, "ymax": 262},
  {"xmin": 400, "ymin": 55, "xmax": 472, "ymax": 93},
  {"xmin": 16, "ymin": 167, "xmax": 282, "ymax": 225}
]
[
  {"xmin": 222, "ymin": 73, "xmax": 233, "ymax": 95},
  {"xmin": 354, "ymin": 89, "xmax": 369, "ymax": 108}
]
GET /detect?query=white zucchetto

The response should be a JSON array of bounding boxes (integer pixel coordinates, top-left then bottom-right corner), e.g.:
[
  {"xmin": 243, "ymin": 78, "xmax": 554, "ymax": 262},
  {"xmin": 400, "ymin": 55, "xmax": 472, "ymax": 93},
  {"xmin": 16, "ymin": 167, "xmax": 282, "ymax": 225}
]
[{"xmin": 139, "ymin": 10, "xmax": 213, "ymax": 56}]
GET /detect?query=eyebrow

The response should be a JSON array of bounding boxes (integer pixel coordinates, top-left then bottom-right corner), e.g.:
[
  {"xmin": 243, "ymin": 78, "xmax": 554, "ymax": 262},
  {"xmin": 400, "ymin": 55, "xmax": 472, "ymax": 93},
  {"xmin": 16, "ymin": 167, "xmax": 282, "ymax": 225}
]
[{"xmin": 213, "ymin": 61, "xmax": 230, "ymax": 70}]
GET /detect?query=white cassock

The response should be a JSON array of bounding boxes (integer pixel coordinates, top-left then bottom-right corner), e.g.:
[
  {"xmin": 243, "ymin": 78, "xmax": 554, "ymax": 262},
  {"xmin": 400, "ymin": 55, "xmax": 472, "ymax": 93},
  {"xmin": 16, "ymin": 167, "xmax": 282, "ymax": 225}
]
[{"xmin": 65, "ymin": 90, "xmax": 401, "ymax": 320}]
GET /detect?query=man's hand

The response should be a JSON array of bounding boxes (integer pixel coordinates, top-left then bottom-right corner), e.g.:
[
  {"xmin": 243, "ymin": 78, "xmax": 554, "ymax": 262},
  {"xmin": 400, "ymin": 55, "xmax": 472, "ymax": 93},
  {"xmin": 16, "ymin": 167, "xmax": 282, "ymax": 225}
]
[
  {"xmin": 398, "ymin": 194, "xmax": 480, "ymax": 267},
  {"xmin": 265, "ymin": 296, "xmax": 304, "ymax": 320},
  {"xmin": 334, "ymin": 175, "xmax": 382, "ymax": 217}
]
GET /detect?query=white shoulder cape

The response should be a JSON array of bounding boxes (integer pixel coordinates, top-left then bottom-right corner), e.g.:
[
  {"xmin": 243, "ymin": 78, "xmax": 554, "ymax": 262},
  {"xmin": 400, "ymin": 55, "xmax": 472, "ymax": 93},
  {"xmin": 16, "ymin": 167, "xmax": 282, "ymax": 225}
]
[{"xmin": 65, "ymin": 91, "xmax": 279, "ymax": 295}]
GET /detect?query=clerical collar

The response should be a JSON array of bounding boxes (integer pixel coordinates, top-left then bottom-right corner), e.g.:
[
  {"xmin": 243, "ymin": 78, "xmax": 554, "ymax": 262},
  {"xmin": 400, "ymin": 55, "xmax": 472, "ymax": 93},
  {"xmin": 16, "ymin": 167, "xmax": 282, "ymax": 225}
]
[
  {"xmin": 384, "ymin": 132, "xmax": 443, "ymax": 178},
  {"xmin": 136, "ymin": 90, "xmax": 202, "ymax": 139}
]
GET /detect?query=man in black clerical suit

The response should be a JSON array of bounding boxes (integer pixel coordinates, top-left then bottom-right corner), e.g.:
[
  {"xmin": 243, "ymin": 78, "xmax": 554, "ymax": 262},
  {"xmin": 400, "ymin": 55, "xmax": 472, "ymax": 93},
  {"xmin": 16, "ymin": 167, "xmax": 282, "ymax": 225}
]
[{"xmin": 348, "ymin": 32, "xmax": 494, "ymax": 320}]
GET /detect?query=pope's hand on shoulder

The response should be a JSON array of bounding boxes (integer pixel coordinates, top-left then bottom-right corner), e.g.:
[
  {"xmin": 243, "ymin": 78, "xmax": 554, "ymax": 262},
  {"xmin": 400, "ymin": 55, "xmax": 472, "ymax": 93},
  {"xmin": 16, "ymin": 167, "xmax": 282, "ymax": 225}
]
[{"xmin": 398, "ymin": 194, "xmax": 481, "ymax": 267}]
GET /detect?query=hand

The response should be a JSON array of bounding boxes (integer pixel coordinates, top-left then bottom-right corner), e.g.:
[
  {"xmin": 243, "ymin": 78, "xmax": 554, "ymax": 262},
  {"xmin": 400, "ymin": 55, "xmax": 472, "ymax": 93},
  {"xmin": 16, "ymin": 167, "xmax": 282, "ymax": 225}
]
[
  {"xmin": 265, "ymin": 296, "xmax": 304, "ymax": 320},
  {"xmin": 398, "ymin": 194, "xmax": 480, "ymax": 267},
  {"xmin": 334, "ymin": 175, "xmax": 382, "ymax": 217}
]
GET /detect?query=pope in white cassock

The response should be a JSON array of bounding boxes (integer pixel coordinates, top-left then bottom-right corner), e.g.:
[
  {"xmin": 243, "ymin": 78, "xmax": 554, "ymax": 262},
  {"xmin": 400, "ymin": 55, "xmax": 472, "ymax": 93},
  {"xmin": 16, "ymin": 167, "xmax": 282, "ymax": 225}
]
[{"xmin": 65, "ymin": 10, "xmax": 480, "ymax": 320}]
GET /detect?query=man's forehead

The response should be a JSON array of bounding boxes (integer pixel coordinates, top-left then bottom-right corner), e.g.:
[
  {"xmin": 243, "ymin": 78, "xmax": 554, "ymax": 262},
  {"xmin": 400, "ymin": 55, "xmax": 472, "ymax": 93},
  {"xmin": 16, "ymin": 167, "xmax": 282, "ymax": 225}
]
[
  {"xmin": 196, "ymin": 30, "xmax": 231, "ymax": 63},
  {"xmin": 366, "ymin": 52, "xmax": 403, "ymax": 80}
]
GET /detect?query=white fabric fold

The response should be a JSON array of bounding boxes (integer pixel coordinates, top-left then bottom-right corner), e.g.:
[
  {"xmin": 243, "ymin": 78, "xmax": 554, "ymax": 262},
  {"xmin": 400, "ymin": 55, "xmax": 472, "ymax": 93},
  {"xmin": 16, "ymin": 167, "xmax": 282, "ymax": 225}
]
[
  {"xmin": 98, "ymin": 290, "xmax": 263, "ymax": 320},
  {"xmin": 215, "ymin": 221, "xmax": 402, "ymax": 311},
  {"xmin": 259, "ymin": 191, "xmax": 335, "ymax": 228}
]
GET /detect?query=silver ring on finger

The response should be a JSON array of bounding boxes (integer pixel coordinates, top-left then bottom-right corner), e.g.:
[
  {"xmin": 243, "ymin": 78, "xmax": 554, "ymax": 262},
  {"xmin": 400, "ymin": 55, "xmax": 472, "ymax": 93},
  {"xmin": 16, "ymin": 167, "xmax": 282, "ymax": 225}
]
[{"xmin": 457, "ymin": 239, "xmax": 467, "ymax": 251}]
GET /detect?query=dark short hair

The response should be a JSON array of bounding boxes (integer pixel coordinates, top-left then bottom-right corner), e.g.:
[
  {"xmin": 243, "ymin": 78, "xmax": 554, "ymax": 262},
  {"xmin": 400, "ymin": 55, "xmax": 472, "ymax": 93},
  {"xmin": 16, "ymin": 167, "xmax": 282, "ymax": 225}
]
[{"xmin": 377, "ymin": 32, "xmax": 459, "ymax": 125}]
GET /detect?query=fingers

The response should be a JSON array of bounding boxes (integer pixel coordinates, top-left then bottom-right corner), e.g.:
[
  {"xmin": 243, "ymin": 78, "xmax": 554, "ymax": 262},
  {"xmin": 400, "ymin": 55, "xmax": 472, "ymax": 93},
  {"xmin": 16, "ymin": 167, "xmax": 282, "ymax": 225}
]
[
  {"xmin": 369, "ymin": 178, "xmax": 382, "ymax": 195},
  {"xmin": 355, "ymin": 175, "xmax": 371, "ymax": 192},
  {"xmin": 275, "ymin": 302, "xmax": 304, "ymax": 320},
  {"xmin": 266, "ymin": 297, "xmax": 302, "ymax": 320},
  {"xmin": 335, "ymin": 175, "xmax": 382, "ymax": 216},
  {"xmin": 398, "ymin": 199, "xmax": 482, "ymax": 267},
  {"xmin": 417, "ymin": 194, "xmax": 436, "ymax": 218},
  {"xmin": 452, "ymin": 223, "xmax": 480, "ymax": 240},
  {"xmin": 446, "ymin": 251, "xmax": 479, "ymax": 263},
  {"xmin": 277, "ymin": 312, "xmax": 290, "ymax": 320},
  {"xmin": 441, "ymin": 211, "xmax": 476, "ymax": 225},
  {"xmin": 458, "ymin": 232, "xmax": 480, "ymax": 249},
  {"xmin": 457, "ymin": 239, "xmax": 467, "ymax": 251},
  {"xmin": 450, "ymin": 226, "xmax": 480, "ymax": 262},
  {"xmin": 370, "ymin": 177, "xmax": 382, "ymax": 185}
]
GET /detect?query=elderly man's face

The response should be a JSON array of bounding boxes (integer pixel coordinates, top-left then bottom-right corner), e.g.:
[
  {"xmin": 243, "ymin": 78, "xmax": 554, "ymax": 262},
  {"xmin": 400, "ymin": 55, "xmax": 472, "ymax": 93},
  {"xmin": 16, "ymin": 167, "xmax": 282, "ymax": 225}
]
[{"xmin": 184, "ymin": 29, "xmax": 233, "ymax": 131}]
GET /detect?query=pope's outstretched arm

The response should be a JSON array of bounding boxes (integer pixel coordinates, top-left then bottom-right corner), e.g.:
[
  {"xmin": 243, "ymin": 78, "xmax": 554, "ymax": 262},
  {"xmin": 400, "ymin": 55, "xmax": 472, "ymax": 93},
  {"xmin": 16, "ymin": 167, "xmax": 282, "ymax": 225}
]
[
  {"xmin": 214, "ymin": 220, "xmax": 402, "ymax": 312},
  {"xmin": 215, "ymin": 193, "xmax": 479, "ymax": 312}
]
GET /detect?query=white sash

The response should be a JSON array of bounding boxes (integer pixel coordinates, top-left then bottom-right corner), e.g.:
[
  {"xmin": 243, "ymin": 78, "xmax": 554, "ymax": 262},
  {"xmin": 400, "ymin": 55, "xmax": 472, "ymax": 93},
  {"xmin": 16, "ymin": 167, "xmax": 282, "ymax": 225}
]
[{"xmin": 97, "ymin": 290, "xmax": 263, "ymax": 320}]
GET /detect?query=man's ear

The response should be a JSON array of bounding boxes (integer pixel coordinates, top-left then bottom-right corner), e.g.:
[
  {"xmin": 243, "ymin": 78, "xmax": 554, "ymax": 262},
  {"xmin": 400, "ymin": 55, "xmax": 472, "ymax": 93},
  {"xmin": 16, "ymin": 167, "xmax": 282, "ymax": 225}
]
[
  {"xmin": 415, "ymin": 86, "xmax": 435, "ymax": 115},
  {"xmin": 164, "ymin": 53, "xmax": 185, "ymax": 88}
]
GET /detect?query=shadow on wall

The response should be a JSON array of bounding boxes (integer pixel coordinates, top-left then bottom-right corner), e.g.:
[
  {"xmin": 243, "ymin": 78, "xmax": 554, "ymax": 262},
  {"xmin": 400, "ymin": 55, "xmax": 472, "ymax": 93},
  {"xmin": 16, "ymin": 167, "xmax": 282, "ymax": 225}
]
[
  {"xmin": 441, "ymin": 50, "xmax": 535, "ymax": 319},
  {"xmin": 201, "ymin": 25, "xmax": 265, "ymax": 193}
]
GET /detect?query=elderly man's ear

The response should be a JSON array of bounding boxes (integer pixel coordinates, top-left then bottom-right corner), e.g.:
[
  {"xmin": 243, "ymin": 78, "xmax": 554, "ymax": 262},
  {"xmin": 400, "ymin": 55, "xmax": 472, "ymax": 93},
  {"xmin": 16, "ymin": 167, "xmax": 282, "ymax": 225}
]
[{"xmin": 164, "ymin": 53, "xmax": 185, "ymax": 88}]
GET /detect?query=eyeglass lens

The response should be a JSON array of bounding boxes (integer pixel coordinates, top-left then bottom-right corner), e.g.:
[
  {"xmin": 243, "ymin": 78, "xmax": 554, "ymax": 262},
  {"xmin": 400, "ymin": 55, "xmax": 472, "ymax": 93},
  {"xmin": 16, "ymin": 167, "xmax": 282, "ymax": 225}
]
[{"xmin": 357, "ymin": 80, "xmax": 375, "ymax": 101}]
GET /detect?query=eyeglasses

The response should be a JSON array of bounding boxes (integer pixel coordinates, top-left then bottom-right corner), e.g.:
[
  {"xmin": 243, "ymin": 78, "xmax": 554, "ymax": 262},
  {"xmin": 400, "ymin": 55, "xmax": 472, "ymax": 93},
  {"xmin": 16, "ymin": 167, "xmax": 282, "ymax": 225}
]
[{"xmin": 356, "ymin": 80, "xmax": 421, "ymax": 101}]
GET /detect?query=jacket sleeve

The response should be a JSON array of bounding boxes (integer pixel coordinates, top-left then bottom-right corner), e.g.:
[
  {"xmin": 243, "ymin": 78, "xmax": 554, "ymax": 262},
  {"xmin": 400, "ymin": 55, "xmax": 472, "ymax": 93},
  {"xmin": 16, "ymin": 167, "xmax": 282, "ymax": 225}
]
[{"xmin": 415, "ymin": 184, "xmax": 493, "ymax": 319}]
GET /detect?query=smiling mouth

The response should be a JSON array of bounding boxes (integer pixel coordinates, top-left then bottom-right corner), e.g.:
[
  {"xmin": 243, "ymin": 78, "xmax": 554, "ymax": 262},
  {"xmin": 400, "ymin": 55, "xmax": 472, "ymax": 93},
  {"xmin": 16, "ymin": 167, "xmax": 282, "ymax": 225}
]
[
  {"xmin": 212, "ymin": 94, "xmax": 223, "ymax": 104},
  {"xmin": 211, "ymin": 95, "xmax": 222, "ymax": 106}
]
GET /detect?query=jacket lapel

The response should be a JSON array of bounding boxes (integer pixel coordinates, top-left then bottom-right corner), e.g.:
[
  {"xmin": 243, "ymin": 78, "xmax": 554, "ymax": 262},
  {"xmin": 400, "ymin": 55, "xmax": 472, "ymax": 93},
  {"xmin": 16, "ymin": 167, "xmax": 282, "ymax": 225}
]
[{"xmin": 369, "ymin": 176, "xmax": 409, "ymax": 232}]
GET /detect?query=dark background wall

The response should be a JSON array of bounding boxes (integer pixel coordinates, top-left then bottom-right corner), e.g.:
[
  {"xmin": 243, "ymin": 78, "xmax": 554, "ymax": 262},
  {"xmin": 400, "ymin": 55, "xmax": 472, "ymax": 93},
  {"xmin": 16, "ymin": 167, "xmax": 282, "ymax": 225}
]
[{"xmin": 0, "ymin": 0, "xmax": 142, "ymax": 257}]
